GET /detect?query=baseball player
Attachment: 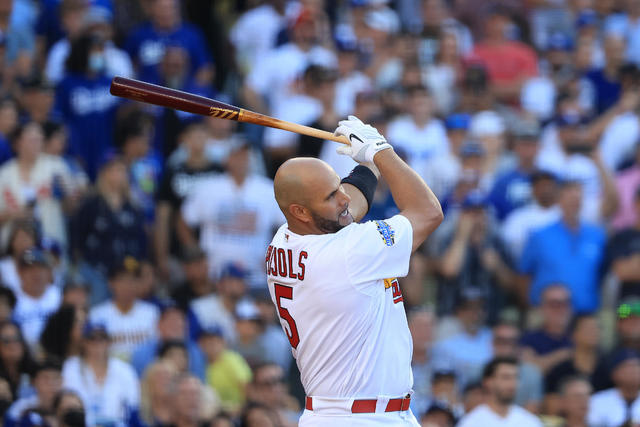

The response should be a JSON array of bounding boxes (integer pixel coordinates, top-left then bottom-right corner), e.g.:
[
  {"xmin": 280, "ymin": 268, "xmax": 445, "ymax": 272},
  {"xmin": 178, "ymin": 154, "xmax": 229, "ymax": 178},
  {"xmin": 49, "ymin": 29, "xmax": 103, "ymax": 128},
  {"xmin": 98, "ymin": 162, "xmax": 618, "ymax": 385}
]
[{"xmin": 266, "ymin": 116, "xmax": 443, "ymax": 426}]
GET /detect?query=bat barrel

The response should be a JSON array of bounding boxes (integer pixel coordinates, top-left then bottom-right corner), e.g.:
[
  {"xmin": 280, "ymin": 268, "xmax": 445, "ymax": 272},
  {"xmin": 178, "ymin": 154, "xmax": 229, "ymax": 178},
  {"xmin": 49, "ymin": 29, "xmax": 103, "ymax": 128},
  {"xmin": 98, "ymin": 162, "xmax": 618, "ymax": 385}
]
[{"xmin": 109, "ymin": 77, "xmax": 241, "ymax": 119}]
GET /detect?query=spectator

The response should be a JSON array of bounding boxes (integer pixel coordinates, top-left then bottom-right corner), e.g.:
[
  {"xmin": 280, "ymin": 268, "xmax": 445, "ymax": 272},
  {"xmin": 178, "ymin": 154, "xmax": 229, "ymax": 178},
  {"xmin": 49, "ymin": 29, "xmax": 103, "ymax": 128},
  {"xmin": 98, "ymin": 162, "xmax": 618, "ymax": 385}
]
[
  {"xmin": 488, "ymin": 120, "xmax": 542, "ymax": 222},
  {"xmin": 88, "ymin": 256, "xmax": 159, "ymax": 361},
  {"xmin": 16, "ymin": 77, "xmax": 55, "ymax": 126},
  {"xmin": 387, "ymin": 85, "xmax": 449, "ymax": 175},
  {"xmin": 198, "ymin": 325, "xmax": 252, "ymax": 414},
  {"xmin": 432, "ymin": 289, "xmax": 493, "ymax": 389},
  {"xmin": 180, "ymin": 142, "xmax": 283, "ymax": 289},
  {"xmin": 246, "ymin": 362, "xmax": 299, "ymax": 427},
  {"xmin": 545, "ymin": 375, "xmax": 591, "ymax": 427},
  {"xmin": 130, "ymin": 301, "xmax": 205, "ymax": 380},
  {"xmin": 0, "ymin": 287, "xmax": 16, "ymax": 323},
  {"xmin": 457, "ymin": 357, "xmax": 543, "ymax": 427},
  {"xmin": 584, "ymin": 34, "xmax": 626, "ymax": 114},
  {"xmin": 62, "ymin": 322, "xmax": 139, "ymax": 426},
  {"xmin": 0, "ymin": 219, "xmax": 38, "ymax": 293},
  {"xmin": 588, "ymin": 350, "xmax": 640, "ymax": 427},
  {"xmin": 12, "ymin": 248, "xmax": 61, "ymax": 349},
  {"xmin": 0, "ymin": 0, "xmax": 36, "ymax": 93},
  {"xmin": 428, "ymin": 370, "xmax": 464, "ymax": 418},
  {"xmin": 611, "ymin": 144, "xmax": 640, "ymax": 230},
  {"xmin": 433, "ymin": 190, "xmax": 515, "ymax": 320},
  {"xmin": 467, "ymin": 7, "xmax": 538, "ymax": 105},
  {"xmin": 0, "ymin": 320, "xmax": 36, "ymax": 401},
  {"xmin": 519, "ymin": 181, "xmax": 606, "ymax": 313},
  {"xmin": 468, "ymin": 111, "xmax": 508, "ymax": 187},
  {"xmin": 333, "ymin": 37, "xmax": 372, "ymax": 118},
  {"xmin": 155, "ymin": 121, "xmax": 222, "ymax": 282},
  {"xmin": 421, "ymin": 113, "xmax": 471, "ymax": 199},
  {"xmin": 135, "ymin": 360, "xmax": 178, "ymax": 427},
  {"xmin": 544, "ymin": 314, "xmax": 605, "ymax": 416},
  {"xmin": 54, "ymin": 31, "xmax": 120, "ymax": 181},
  {"xmin": 39, "ymin": 304, "xmax": 86, "ymax": 362},
  {"xmin": 462, "ymin": 381, "xmax": 485, "ymax": 415},
  {"xmin": 51, "ymin": 389, "xmax": 86, "ymax": 427},
  {"xmin": 0, "ymin": 98, "xmax": 18, "ymax": 165},
  {"xmin": 605, "ymin": 186, "xmax": 640, "ymax": 298},
  {"xmin": 410, "ymin": 308, "xmax": 437, "ymax": 417},
  {"xmin": 45, "ymin": 3, "xmax": 134, "ymax": 85},
  {"xmin": 501, "ymin": 170, "xmax": 560, "ymax": 260},
  {"xmin": 0, "ymin": 122, "xmax": 74, "ymax": 248},
  {"xmin": 41, "ymin": 121, "xmax": 89, "ymax": 197},
  {"xmin": 70, "ymin": 154, "xmax": 147, "ymax": 305},
  {"xmin": 239, "ymin": 402, "xmax": 280, "ymax": 427},
  {"xmin": 242, "ymin": 7, "xmax": 336, "ymax": 113},
  {"xmin": 157, "ymin": 339, "xmax": 189, "ymax": 375},
  {"xmin": 4, "ymin": 358, "xmax": 62, "ymax": 427},
  {"xmin": 125, "ymin": 0, "xmax": 214, "ymax": 86},
  {"xmin": 492, "ymin": 322, "xmax": 543, "ymax": 413},
  {"xmin": 423, "ymin": 31, "xmax": 465, "ymax": 116},
  {"xmin": 166, "ymin": 374, "xmax": 211, "ymax": 427},
  {"xmin": 420, "ymin": 401, "xmax": 456, "ymax": 427},
  {"xmin": 520, "ymin": 284, "xmax": 573, "ymax": 375},
  {"xmin": 189, "ymin": 263, "xmax": 246, "ymax": 344},
  {"xmin": 232, "ymin": 299, "xmax": 269, "ymax": 368},
  {"xmin": 170, "ymin": 247, "xmax": 215, "ymax": 313},
  {"xmin": 60, "ymin": 275, "xmax": 88, "ymax": 311}
]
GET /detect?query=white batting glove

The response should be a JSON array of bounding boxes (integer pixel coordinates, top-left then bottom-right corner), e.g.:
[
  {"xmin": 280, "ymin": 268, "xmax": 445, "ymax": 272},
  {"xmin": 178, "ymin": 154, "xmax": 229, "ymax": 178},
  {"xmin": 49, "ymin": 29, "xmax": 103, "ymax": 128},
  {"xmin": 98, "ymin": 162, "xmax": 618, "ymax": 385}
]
[{"xmin": 334, "ymin": 115, "xmax": 392, "ymax": 164}]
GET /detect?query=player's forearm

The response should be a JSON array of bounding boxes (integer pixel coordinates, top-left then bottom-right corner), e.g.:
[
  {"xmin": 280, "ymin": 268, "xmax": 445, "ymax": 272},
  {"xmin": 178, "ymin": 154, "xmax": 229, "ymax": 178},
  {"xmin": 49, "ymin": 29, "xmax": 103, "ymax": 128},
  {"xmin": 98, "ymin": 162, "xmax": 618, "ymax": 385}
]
[
  {"xmin": 374, "ymin": 149, "xmax": 443, "ymax": 247},
  {"xmin": 343, "ymin": 183, "xmax": 368, "ymax": 222}
]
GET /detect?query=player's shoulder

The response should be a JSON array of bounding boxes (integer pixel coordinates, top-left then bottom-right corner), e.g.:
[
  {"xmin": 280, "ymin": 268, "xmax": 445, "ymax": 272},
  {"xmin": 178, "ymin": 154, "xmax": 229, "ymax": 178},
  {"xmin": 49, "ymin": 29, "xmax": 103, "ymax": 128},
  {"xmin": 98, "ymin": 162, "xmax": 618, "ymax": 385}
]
[{"xmin": 344, "ymin": 215, "xmax": 411, "ymax": 241}]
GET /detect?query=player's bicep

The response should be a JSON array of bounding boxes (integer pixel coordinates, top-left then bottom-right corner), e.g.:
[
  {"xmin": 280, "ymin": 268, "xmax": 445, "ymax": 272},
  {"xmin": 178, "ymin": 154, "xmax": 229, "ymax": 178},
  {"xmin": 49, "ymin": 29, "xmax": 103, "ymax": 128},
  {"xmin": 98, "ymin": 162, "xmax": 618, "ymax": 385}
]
[
  {"xmin": 345, "ymin": 214, "xmax": 413, "ymax": 284},
  {"xmin": 399, "ymin": 210, "xmax": 439, "ymax": 252}
]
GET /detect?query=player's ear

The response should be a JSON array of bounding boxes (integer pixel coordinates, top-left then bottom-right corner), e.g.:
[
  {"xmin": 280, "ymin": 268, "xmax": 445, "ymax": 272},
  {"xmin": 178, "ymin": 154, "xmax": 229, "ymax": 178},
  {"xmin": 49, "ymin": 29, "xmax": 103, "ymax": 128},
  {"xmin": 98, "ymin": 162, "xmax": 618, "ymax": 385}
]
[{"xmin": 289, "ymin": 204, "xmax": 311, "ymax": 223}]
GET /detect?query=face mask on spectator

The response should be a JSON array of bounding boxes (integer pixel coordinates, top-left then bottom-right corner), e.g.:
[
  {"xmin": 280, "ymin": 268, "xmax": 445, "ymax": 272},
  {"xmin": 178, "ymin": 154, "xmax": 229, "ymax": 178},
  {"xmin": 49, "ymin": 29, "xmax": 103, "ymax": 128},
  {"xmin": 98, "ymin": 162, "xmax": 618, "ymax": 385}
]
[
  {"xmin": 61, "ymin": 409, "xmax": 86, "ymax": 427},
  {"xmin": 88, "ymin": 52, "xmax": 105, "ymax": 73}
]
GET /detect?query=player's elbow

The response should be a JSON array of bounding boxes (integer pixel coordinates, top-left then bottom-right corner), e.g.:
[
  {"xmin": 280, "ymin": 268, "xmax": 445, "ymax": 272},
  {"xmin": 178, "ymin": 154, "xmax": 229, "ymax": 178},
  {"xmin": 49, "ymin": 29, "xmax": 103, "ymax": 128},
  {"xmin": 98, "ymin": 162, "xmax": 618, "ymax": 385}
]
[{"xmin": 411, "ymin": 204, "xmax": 444, "ymax": 243}]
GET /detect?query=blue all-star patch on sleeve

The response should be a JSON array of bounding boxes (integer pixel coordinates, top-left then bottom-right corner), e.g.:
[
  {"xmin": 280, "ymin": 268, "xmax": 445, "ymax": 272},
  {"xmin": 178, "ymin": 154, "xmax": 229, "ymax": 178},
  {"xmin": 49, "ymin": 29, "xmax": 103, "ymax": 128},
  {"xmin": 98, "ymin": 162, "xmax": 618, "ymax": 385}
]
[{"xmin": 374, "ymin": 220, "xmax": 395, "ymax": 246}]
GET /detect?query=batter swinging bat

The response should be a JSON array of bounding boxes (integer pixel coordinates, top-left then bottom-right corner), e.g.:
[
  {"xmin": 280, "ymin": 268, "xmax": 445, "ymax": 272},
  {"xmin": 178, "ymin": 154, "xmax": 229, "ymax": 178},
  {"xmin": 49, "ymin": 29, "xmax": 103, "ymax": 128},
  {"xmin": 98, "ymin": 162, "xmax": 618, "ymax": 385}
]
[{"xmin": 109, "ymin": 77, "xmax": 348, "ymax": 145}]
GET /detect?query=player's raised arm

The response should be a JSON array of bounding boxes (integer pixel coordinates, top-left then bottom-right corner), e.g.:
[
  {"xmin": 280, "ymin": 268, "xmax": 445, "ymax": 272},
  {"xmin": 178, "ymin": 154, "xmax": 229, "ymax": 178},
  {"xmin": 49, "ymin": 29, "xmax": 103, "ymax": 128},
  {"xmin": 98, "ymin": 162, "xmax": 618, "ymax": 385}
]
[{"xmin": 334, "ymin": 116, "xmax": 443, "ymax": 252}]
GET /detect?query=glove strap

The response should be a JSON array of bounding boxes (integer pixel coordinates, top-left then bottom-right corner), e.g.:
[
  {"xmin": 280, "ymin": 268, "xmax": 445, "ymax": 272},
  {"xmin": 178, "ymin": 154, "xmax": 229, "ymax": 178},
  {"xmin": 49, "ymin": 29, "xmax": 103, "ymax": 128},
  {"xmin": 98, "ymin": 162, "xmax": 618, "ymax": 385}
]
[{"xmin": 341, "ymin": 165, "xmax": 378, "ymax": 213}]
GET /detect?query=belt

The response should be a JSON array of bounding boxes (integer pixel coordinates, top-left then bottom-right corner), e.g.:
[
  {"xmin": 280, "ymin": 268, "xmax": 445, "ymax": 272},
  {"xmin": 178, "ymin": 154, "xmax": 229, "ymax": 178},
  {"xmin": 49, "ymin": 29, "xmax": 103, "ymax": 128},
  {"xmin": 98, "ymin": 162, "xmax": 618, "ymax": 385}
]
[{"xmin": 305, "ymin": 394, "xmax": 411, "ymax": 414}]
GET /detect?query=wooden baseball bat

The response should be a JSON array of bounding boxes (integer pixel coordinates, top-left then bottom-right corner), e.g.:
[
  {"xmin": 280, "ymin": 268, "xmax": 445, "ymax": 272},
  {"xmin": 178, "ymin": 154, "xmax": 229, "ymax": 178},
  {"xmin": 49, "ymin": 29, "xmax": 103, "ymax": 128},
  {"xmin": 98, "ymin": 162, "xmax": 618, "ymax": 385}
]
[{"xmin": 109, "ymin": 77, "xmax": 348, "ymax": 145}]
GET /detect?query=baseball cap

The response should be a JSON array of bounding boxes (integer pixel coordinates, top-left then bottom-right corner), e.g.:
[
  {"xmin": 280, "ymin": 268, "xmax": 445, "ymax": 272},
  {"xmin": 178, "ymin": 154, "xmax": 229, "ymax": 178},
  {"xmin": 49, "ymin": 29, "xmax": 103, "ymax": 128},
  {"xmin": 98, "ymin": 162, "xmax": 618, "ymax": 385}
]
[
  {"xmin": 469, "ymin": 111, "xmax": 505, "ymax": 137},
  {"xmin": 456, "ymin": 287, "xmax": 487, "ymax": 307},
  {"xmin": 576, "ymin": 9, "xmax": 598, "ymax": 29},
  {"xmin": 546, "ymin": 32, "xmax": 573, "ymax": 51},
  {"xmin": 83, "ymin": 4, "xmax": 112, "ymax": 26},
  {"xmin": 445, "ymin": 113, "xmax": 471, "ymax": 131},
  {"xmin": 461, "ymin": 190, "xmax": 487, "ymax": 210},
  {"xmin": 555, "ymin": 110, "xmax": 590, "ymax": 128},
  {"xmin": 608, "ymin": 349, "xmax": 640, "ymax": 374},
  {"xmin": 364, "ymin": 9, "xmax": 399, "ymax": 34},
  {"xmin": 198, "ymin": 324, "xmax": 225, "ymax": 340},
  {"xmin": 424, "ymin": 401, "xmax": 456, "ymax": 425},
  {"xmin": 459, "ymin": 140, "xmax": 486, "ymax": 157},
  {"xmin": 513, "ymin": 120, "xmax": 541, "ymax": 140},
  {"xmin": 220, "ymin": 263, "xmax": 247, "ymax": 280},
  {"xmin": 82, "ymin": 321, "xmax": 109, "ymax": 339},
  {"xmin": 18, "ymin": 248, "xmax": 51, "ymax": 268},
  {"xmin": 432, "ymin": 368, "xmax": 457, "ymax": 381},
  {"xmin": 97, "ymin": 148, "xmax": 124, "ymax": 172},
  {"xmin": 617, "ymin": 295, "xmax": 640, "ymax": 319},
  {"xmin": 530, "ymin": 169, "xmax": 557, "ymax": 184},
  {"xmin": 107, "ymin": 255, "xmax": 141, "ymax": 279},
  {"xmin": 180, "ymin": 246, "xmax": 207, "ymax": 264},
  {"xmin": 235, "ymin": 299, "xmax": 261, "ymax": 321},
  {"xmin": 335, "ymin": 36, "xmax": 359, "ymax": 53}
]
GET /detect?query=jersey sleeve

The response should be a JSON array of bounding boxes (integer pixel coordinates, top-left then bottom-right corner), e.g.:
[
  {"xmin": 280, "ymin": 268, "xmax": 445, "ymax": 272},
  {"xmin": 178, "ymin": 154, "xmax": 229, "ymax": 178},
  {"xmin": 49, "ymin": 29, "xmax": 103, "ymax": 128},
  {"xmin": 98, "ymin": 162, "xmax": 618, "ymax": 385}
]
[{"xmin": 343, "ymin": 214, "xmax": 413, "ymax": 286}]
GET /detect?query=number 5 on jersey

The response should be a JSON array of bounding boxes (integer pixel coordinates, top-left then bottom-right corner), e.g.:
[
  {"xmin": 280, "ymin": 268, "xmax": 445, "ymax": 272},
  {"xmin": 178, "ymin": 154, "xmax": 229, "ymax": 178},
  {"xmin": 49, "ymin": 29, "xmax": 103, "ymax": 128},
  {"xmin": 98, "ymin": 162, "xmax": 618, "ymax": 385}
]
[{"xmin": 274, "ymin": 283, "xmax": 300, "ymax": 349}]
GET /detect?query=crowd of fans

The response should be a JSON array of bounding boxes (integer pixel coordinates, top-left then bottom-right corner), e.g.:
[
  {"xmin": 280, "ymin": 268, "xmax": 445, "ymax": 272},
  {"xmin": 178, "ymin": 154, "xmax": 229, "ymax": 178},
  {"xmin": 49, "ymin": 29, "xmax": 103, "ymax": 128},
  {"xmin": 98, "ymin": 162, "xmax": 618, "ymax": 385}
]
[{"xmin": 0, "ymin": 0, "xmax": 639, "ymax": 426}]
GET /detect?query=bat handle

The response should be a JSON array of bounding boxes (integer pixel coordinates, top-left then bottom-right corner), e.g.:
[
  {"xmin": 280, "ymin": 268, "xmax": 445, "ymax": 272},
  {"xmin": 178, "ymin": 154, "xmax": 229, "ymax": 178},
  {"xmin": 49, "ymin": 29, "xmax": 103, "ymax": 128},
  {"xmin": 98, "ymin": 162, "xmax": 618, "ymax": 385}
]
[{"xmin": 240, "ymin": 110, "xmax": 349, "ymax": 145}]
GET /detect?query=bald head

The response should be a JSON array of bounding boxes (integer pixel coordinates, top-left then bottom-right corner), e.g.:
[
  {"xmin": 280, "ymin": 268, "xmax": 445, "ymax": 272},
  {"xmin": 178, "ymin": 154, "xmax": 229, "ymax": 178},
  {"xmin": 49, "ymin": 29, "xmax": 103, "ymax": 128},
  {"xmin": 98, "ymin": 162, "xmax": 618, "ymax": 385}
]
[{"xmin": 274, "ymin": 157, "xmax": 338, "ymax": 213}]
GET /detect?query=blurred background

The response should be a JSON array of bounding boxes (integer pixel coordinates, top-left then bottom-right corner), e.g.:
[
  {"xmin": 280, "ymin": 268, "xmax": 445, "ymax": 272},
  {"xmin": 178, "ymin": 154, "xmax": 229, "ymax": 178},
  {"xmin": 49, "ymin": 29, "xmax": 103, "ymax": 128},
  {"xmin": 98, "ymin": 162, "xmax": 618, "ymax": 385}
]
[{"xmin": 0, "ymin": 0, "xmax": 639, "ymax": 426}]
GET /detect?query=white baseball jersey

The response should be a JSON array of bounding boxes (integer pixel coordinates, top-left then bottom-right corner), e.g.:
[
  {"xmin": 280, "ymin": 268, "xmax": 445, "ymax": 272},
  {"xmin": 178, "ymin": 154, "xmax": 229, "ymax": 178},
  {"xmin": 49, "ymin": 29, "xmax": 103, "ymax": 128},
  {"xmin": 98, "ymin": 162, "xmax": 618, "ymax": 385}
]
[{"xmin": 266, "ymin": 214, "xmax": 414, "ymax": 398}]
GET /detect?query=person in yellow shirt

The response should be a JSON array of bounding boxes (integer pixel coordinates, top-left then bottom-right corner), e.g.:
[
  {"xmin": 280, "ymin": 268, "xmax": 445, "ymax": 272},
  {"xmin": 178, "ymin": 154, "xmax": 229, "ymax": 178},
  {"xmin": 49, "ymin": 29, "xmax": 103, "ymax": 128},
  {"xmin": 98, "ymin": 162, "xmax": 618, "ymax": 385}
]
[{"xmin": 198, "ymin": 325, "xmax": 252, "ymax": 414}]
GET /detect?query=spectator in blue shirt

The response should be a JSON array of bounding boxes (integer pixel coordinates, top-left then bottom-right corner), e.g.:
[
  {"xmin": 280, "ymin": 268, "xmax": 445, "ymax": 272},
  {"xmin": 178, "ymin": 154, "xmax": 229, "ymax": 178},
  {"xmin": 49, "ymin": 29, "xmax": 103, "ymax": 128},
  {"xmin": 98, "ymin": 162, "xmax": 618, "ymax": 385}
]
[
  {"xmin": 520, "ymin": 180, "xmax": 606, "ymax": 313},
  {"xmin": 488, "ymin": 120, "xmax": 541, "ymax": 221},
  {"xmin": 124, "ymin": 0, "xmax": 214, "ymax": 86},
  {"xmin": 54, "ymin": 31, "xmax": 120, "ymax": 181},
  {"xmin": 584, "ymin": 34, "xmax": 625, "ymax": 114},
  {"xmin": 130, "ymin": 301, "xmax": 205, "ymax": 381}
]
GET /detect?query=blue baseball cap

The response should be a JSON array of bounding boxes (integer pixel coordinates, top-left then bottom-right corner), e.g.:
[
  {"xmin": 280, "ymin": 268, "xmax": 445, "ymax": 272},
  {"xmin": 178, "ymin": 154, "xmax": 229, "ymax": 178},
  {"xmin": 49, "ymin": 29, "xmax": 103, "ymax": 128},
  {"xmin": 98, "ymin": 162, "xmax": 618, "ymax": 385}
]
[
  {"xmin": 576, "ymin": 9, "xmax": 598, "ymax": 29},
  {"xmin": 609, "ymin": 349, "xmax": 640, "ymax": 374},
  {"xmin": 445, "ymin": 113, "xmax": 471, "ymax": 130},
  {"xmin": 220, "ymin": 263, "xmax": 247, "ymax": 280},
  {"xmin": 82, "ymin": 321, "xmax": 109, "ymax": 339},
  {"xmin": 198, "ymin": 324, "xmax": 225, "ymax": 339},
  {"xmin": 547, "ymin": 32, "xmax": 574, "ymax": 51}
]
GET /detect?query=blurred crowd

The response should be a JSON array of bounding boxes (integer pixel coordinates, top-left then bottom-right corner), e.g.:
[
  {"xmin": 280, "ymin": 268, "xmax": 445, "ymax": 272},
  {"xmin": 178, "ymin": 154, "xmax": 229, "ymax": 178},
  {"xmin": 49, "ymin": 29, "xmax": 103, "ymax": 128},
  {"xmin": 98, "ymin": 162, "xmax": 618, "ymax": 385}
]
[{"xmin": 0, "ymin": 0, "xmax": 639, "ymax": 426}]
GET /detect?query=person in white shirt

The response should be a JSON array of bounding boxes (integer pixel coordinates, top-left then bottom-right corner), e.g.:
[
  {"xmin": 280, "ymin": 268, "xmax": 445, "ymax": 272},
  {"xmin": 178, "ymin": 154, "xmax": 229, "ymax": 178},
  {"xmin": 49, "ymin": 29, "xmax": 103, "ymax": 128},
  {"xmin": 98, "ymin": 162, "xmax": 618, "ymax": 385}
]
[
  {"xmin": 267, "ymin": 116, "xmax": 443, "ymax": 425},
  {"xmin": 11, "ymin": 248, "xmax": 61, "ymax": 349},
  {"xmin": 588, "ymin": 349, "xmax": 640, "ymax": 427},
  {"xmin": 180, "ymin": 141, "xmax": 284, "ymax": 289},
  {"xmin": 457, "ymin": 357, "xmax": 543, "ymax": 427},
  {"xmin": 88, "ymin": 256, "xmax": 159, "ymax": 361},
  {"xmin": 387, "ymin": 85, "xmax": 449, "ymax": 175},
  {"xmin": 501, "ymin": 170, "xmax": 561, "ymax": 259},
  {"xmin": 62, "ymin": 322, "xmax": 140, "ymax": 427}
]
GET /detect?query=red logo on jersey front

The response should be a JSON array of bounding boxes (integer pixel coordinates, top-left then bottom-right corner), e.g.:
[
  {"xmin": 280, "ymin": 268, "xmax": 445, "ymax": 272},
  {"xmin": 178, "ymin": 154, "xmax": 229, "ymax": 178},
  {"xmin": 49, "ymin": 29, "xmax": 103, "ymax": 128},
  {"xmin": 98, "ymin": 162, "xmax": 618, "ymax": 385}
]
[{"xmin": 384, "ymin": 278, "xmax": 403, "ymax": 304}]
